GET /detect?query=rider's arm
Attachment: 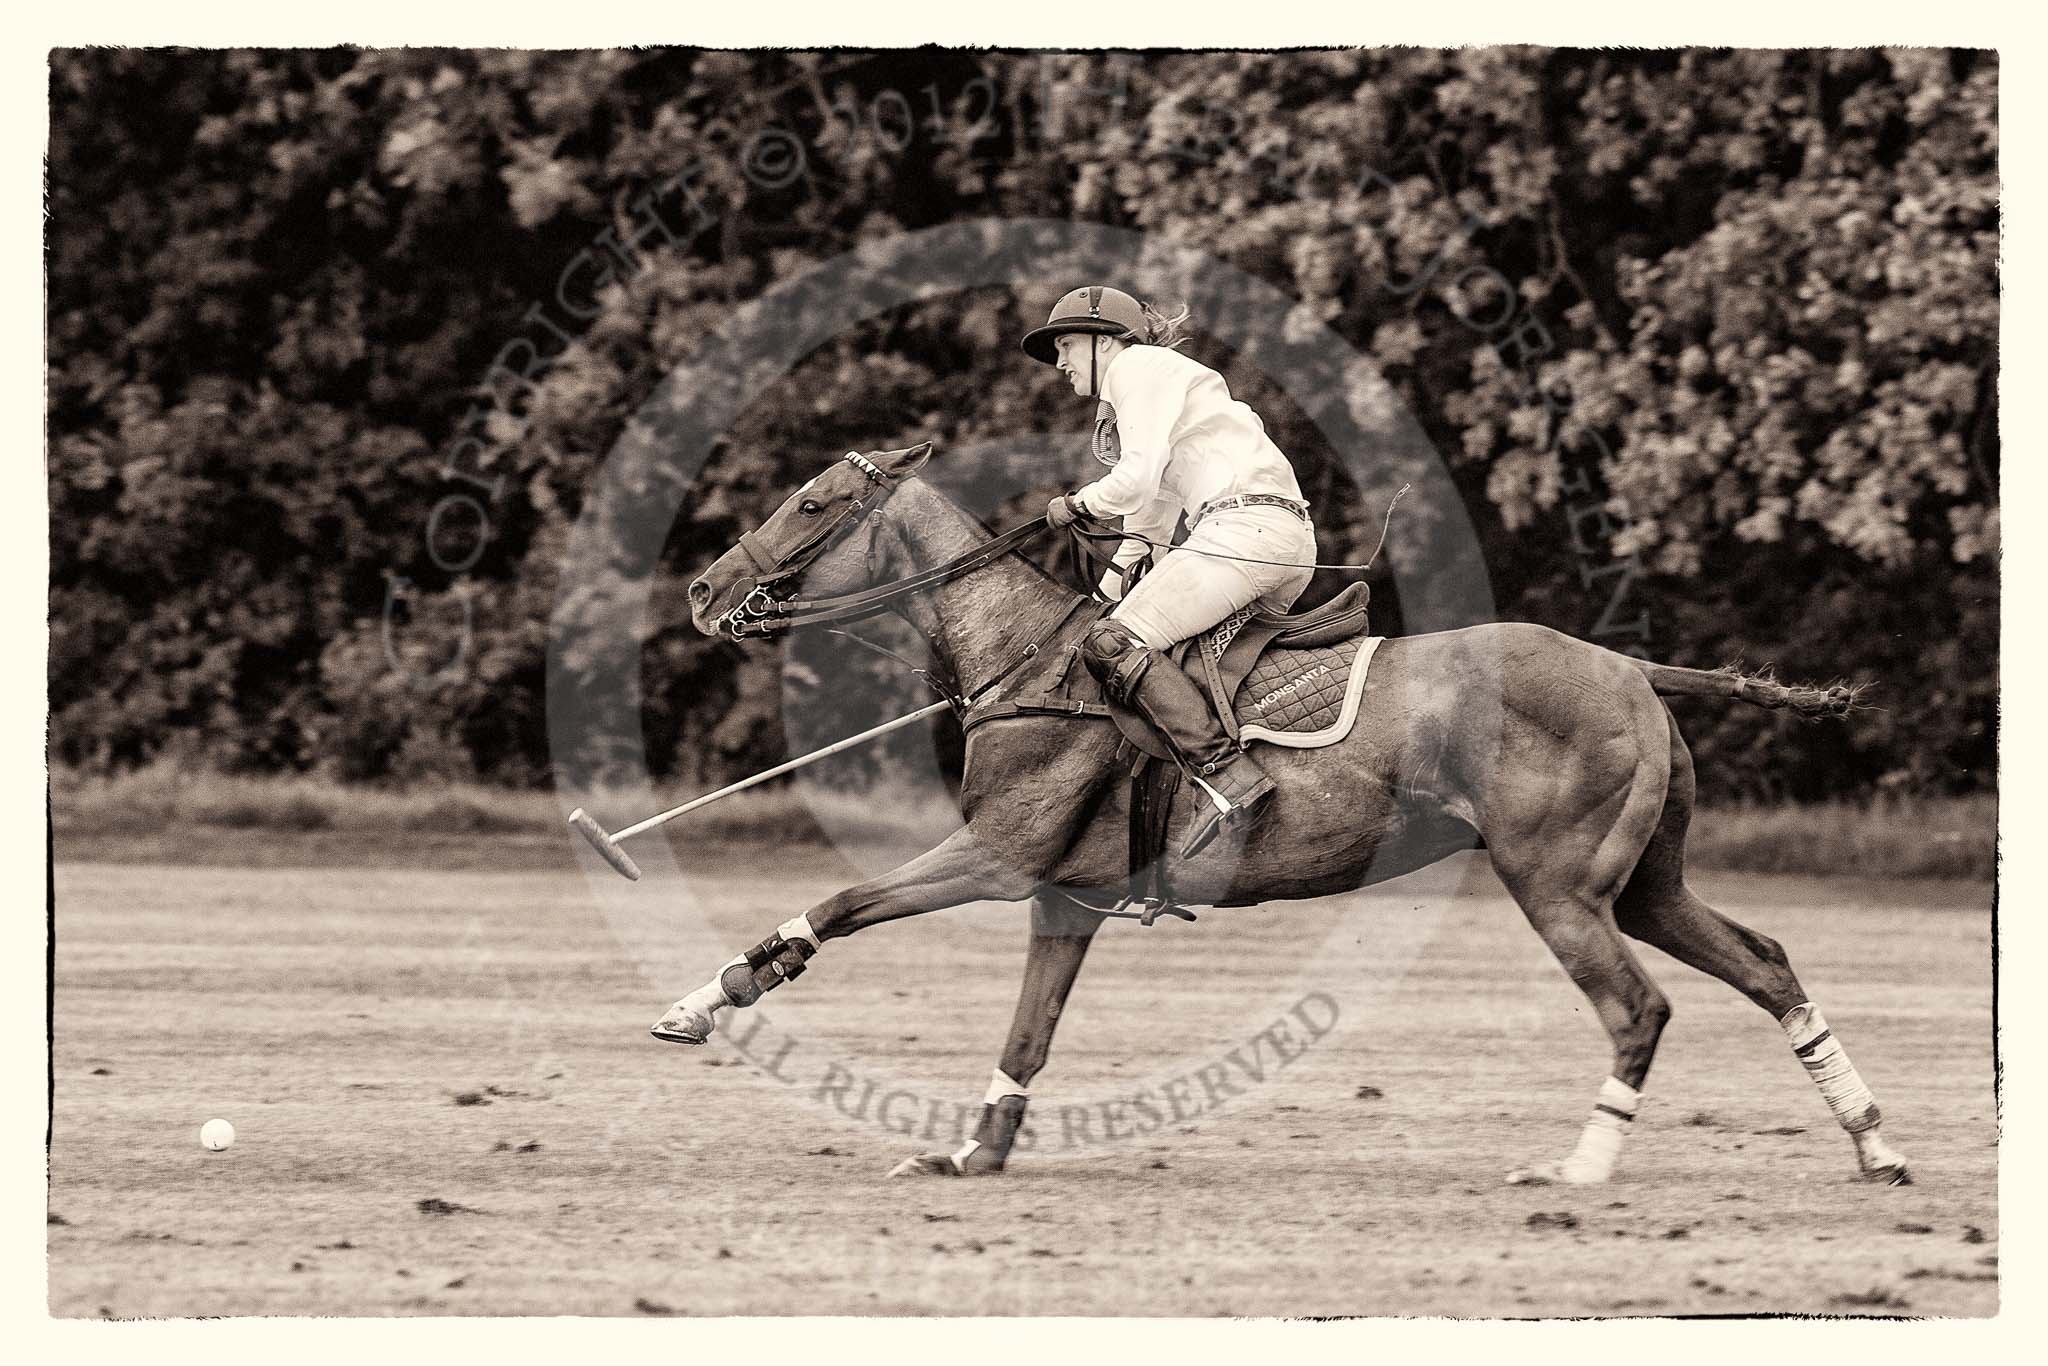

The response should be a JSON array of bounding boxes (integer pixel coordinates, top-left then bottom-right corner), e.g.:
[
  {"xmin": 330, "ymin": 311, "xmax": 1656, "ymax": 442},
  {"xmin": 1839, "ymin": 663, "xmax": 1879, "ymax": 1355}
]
[
  {"xmin": 1097, "ymin": 493, "xmax": 1176, "ymax": 601},
  {"xmin": 1074, "ymin": 349, "xmax": 1191, "ymax": 518}
]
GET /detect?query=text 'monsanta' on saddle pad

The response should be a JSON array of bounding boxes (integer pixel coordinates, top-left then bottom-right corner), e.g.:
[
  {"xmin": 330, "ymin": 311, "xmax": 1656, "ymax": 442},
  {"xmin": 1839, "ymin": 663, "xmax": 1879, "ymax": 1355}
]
[{"xmin": 1230, "ymin": 636, "xmax": 1383, "ymax": 748}]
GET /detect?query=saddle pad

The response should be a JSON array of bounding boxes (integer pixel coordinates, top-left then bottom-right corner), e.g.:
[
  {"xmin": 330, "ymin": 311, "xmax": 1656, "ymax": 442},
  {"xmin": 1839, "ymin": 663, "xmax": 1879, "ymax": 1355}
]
[{"xmin": 1234, "ymin": 636, "xmax": 1383, "ymax": 749}]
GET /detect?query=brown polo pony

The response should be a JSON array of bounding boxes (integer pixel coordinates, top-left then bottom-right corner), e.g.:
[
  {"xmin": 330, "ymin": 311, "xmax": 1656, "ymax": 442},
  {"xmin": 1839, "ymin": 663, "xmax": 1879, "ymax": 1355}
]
[{"xmin": 663, "ymin": 441, "xmax": 1910, "ymax": 1187}]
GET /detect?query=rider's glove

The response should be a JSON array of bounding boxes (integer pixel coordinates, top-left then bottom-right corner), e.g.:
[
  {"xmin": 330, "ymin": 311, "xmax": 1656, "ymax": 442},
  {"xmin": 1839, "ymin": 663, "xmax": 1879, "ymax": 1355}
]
[{"xmin": 1046, "ymin": 493, "xmax": 1085, "ymax": 529}]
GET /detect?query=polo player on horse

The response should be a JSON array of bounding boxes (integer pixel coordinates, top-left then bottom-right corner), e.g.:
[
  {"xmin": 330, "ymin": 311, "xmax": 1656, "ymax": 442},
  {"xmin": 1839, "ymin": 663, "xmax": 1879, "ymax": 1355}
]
[
  {"xmin": 644, "ymin": 326, "xmax": 1912, "ymax": 1186},
  {"xmin": 1029, "ymin": 286, "xmax": 1319, "ymax": 858}
]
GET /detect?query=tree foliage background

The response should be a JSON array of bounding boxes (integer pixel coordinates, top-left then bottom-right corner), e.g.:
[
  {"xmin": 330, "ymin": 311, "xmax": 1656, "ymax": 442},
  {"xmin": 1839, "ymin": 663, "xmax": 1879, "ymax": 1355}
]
[{"xmin": 47, "ymin": 48, "xmax": 1997, "ymax": 801}]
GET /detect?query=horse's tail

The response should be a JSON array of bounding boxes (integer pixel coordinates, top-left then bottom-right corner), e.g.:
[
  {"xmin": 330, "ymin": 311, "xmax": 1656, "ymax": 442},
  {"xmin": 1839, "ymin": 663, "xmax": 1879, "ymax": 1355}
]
[{"xmin": 1628, "ymin": 657, "xmax": 1863, "ymax": 719}]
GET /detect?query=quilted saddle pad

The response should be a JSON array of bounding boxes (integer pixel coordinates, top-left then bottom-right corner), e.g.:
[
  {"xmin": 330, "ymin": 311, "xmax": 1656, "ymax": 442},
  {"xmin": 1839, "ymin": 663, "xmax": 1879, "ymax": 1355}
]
[{"xmin": 1231, "ymin": 636, "xmax": 1383, "ymax": 749}]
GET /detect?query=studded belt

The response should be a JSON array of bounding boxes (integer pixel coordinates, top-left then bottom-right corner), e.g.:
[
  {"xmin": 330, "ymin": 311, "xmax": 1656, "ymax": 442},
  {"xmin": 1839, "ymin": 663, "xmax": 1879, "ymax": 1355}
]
[{"xmin": 1189, "ymin": 493, "xmax": 1311, "ymax": 532}]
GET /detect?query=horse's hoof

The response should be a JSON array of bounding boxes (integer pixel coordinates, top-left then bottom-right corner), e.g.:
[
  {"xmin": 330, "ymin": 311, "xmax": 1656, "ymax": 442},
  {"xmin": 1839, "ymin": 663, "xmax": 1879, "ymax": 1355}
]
[
  {"xmin": 649, "ymin": 1002, "xmax": 714, "ymax": 1045},
  {"xmin": 649, "ymin": 1025, "xmax": 708, "ymax": 1045},
  {"xmin": 1853, "ymin": 1134, "xmax": 1912, "ymax": 1186},
  {"xmin": 886, "ymin": 1152, "xmax": 962, "ymax": 1178},
  {"xmin": 1506, "ymin": 1160, "xmax": 1608, "ymax": 1186}
]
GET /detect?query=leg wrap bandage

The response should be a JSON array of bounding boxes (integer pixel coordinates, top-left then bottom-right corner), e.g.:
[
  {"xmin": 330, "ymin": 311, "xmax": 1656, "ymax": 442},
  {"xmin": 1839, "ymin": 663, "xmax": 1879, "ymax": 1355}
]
[
  {"xmin": 983, "ymin": 1068, "xmax": 1027, "ymax": 1105},
  {"xmin": 1781, "ymin": 1003, "xmax": 1880, "ymax": 1133},
  {"xmin": 957, "ymin": 1079, "xmax": 1031, "ymax": 1173},
  {"xmin": 1780, "ymin": 1003, "xmax": 1908, "ymax": 1180},
  {"xmin": 1561, "ymin": 1076, "xmax": 1640, "ymax": 1183}
]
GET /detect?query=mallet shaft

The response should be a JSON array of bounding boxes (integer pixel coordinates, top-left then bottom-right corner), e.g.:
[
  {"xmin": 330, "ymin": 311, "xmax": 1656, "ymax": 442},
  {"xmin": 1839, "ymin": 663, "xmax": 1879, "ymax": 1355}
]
[{"xmin": 612, "ymin": 699, "xmax": 954, "ymax": 841}]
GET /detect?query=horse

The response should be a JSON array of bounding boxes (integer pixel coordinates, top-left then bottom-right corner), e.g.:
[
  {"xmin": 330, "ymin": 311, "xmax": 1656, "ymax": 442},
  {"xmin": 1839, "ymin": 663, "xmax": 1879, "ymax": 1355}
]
[{"xmin": 656, "ymin": 440, "xmax": 1910, "ymax": 1188}]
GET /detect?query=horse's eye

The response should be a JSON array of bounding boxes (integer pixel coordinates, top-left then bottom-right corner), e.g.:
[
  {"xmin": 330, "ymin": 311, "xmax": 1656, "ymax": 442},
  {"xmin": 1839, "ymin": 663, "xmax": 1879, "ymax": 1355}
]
[{"xmin": 800, "ymin": 499, "xmax": 823, "ymax": 516}]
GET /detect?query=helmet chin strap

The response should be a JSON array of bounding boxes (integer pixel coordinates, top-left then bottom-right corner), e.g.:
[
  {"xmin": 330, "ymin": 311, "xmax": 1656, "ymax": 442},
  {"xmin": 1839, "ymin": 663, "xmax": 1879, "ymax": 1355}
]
[{"xmin": 1071, "ymin": 335, "xmax": 1120, "ymax": 398}]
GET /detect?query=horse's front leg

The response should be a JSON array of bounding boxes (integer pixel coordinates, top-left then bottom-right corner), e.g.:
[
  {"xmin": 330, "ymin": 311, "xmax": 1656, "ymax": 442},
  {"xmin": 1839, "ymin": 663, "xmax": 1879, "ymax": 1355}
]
[
  {"xmin": 889, "ymin": 891, "xmax": 1106, "ymax": 1177},
  {"xmin": 651, "ymin": 826, "xmax": 1040, "ymax": 1044}
]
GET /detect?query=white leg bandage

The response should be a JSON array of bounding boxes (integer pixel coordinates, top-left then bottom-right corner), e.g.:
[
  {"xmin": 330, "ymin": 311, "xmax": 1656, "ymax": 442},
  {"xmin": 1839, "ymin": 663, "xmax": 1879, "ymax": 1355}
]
[
  {"xmin": 1781, "ymin": 1003, "xmax": 1880, "ymax": 1133},
  {"xmin": 686, "ymin": 960, "xmax": 744, "ymax": 1015},
  {"xmin": 777, "ymin": 914, "xmax": 821, "ymax": 950},
  {"xmin": 983, "ymin": 1068, "xmax": 1028, "ymax": 1105},
  {"xmin": 950, "ymin": 1071, "xmax": 1029, "ymax": 1172},
  {"xmin": 1558, "ymin": 1076, "xmax": 1641, "ymax": 1183}
]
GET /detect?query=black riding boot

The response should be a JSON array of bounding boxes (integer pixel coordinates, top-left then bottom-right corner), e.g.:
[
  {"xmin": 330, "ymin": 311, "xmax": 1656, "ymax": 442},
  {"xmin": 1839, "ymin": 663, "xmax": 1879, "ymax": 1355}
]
[{"xmin": 1083, "ymin": 621, "xmax": 1277, "ymax": 858}]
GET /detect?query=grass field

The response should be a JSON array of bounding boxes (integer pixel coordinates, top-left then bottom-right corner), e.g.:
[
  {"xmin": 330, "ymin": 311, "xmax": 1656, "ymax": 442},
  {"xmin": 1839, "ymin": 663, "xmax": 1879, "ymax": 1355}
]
[{"xmin": 49, "ymin": 842, "xmax": 1995, "ymax": 1318}]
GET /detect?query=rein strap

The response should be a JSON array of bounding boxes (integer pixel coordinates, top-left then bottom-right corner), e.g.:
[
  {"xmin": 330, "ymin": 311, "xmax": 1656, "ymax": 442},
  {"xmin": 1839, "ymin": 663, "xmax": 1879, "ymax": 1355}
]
[{"xmin": 731, "ymin": 516, "xmax": 1054, "ymax": 637}]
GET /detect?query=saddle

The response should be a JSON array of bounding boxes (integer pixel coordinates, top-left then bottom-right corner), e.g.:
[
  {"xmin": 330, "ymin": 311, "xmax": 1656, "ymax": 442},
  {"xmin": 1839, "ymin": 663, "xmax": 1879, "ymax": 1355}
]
[
  {"xmin": 1103, "ymin": 582, "xmax": 1377, "ymax": 763},
  {"xmin": 965, "ymin": 584, "xmax": 1377, "ymax": 926}
]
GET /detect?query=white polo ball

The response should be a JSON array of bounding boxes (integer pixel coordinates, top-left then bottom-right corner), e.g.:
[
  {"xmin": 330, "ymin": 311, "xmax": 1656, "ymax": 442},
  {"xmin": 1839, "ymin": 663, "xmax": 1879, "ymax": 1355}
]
[{"xmin": 199, "ymin": 1119, "xmax": 235, "ymax": 1151}]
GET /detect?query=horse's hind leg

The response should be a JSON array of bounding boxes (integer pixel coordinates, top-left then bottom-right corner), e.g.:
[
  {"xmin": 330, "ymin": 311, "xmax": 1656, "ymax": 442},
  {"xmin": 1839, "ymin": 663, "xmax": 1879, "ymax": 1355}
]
[
  {"xmin": 1486, "ymin": 679, "xmax": 1675, "ymax": 1185},
  {"xmin": 889, "ymin": 892, "xmax": 1106, "ymax": 1177},
  {"xmin": 1614, "ymin": 709, "xmax": 1911, "ymax": 1185},
  {"xmin": 1494, "ymin": 887, "xmax": 1671, "ymax": 1185}
]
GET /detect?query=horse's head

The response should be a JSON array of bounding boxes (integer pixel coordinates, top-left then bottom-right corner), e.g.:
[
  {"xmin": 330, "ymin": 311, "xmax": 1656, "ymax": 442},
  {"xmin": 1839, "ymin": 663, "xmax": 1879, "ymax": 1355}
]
[{"xmin": 688, "ymin": 440, "xmax": 935, "ymax": 637}]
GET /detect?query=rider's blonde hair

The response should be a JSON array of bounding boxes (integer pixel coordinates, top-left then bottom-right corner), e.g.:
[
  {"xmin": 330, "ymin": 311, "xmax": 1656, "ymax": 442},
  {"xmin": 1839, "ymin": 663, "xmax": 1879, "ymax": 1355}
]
[{"xmin": 1139, "ymin": 300, "xmax": 1193, "ymax": 350}]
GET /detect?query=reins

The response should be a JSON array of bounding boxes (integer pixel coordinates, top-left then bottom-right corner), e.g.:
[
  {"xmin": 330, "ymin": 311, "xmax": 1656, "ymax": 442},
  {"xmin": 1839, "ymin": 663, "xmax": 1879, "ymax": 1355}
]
[
  {"xmin": 725, "ymin": 453, "xmax": 1406, "ymax": 644},
  {"xmin": 828, "ymin": 599, "xmax": 1090, "ymax": 718},
  {"xmin": 1063, "ymin": 483, "xmax": 1410, "ymax": 574},
  {"xmin": 728, "ymin": 514, "xmax": 1055, "ymax": 638}
]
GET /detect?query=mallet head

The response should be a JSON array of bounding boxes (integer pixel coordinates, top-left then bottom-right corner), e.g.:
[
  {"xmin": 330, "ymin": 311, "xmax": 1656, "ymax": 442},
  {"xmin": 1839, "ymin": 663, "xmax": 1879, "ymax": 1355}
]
[{"xmin": 567, "ymin": 807, "xmax": 643, "ymax": 881}]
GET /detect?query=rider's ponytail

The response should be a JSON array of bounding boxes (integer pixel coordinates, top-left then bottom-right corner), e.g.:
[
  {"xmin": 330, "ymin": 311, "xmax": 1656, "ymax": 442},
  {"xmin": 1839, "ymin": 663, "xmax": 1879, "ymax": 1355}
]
[{"xmin": 1140, "ymin": 300, "xmax": 1193, "ymax": 350}]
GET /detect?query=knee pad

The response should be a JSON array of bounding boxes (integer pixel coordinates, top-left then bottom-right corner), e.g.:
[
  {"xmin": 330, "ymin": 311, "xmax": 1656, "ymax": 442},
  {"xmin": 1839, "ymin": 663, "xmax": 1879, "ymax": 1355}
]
[{"xmin": 1081, "ymin": 619, "xmax": 1155, "ymax": 704}]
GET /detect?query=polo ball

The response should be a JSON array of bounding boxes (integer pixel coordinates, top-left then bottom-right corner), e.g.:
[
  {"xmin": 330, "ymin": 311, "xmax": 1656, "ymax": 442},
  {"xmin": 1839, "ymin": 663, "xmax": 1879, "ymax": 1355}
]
[{"xmin": 199, "ymin": 1119, "xmax": 235, "ymax": 1151}]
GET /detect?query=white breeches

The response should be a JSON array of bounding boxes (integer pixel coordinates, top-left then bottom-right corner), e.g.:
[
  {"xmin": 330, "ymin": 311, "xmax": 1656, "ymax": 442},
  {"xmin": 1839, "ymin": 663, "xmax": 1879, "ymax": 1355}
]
[{"xmin": 1109, "ymin": 504, "xmax": 1318, "ymax": 651}]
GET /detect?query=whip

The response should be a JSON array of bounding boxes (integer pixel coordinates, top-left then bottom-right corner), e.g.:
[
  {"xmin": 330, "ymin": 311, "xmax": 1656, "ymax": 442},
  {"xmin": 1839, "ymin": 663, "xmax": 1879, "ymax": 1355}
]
[{"xmin": 1071, "ymin": 483, "xmax": 1410, "ymax": 573}]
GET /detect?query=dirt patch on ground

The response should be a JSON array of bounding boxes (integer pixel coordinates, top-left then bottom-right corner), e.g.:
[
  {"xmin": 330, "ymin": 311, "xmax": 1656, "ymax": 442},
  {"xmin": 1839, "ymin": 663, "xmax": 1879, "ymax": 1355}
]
[{"xmin": 49, "ymin": 856, "xmax": 1995, "ymax": 1317}]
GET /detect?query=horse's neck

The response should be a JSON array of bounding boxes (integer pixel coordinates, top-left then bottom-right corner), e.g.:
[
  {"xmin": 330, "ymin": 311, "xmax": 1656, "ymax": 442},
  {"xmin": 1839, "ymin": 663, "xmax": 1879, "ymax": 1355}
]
[{"xmin": 889, "ymin": 485, "xmax": 1080, "ymax": 698}]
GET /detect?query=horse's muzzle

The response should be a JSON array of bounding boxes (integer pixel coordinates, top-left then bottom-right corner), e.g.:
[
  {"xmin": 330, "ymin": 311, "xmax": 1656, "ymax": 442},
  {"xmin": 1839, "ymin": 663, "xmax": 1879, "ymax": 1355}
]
[{"xmin": 689, "ymin": 578, "xmax": 741, "ymax": 637}]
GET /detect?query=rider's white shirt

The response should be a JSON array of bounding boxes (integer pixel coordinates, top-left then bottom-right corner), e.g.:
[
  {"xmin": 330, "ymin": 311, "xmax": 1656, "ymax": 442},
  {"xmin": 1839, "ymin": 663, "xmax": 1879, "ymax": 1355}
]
[{"xmin": 1073, "ymin": 345, "xmax": 1306, "ymax": 583}]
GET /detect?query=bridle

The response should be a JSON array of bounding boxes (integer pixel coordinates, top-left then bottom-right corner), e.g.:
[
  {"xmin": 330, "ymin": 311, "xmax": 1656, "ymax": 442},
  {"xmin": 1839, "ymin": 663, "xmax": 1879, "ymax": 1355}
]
[
  {"xmin": 721, "ymin": 449, "xmax": 1093, "ymax": 717},
  {"xmin": 727, "ymin": 450, "xmax": 898, "ymax": 638},
  {"xmin": 722, "ymin": 451, "xmax": 1056, "ymax": 642}
]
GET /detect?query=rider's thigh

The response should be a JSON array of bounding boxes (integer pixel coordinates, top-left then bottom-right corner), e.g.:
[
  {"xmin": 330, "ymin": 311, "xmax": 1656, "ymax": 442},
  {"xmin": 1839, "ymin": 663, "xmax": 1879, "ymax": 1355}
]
[
  {"xmin": 1109, "ymin": 507, "xmax": 1316, "ymax": 649},
  {"xmin": 1200, "ymin": 504, "xmax": 1317, "ymax": 611}
]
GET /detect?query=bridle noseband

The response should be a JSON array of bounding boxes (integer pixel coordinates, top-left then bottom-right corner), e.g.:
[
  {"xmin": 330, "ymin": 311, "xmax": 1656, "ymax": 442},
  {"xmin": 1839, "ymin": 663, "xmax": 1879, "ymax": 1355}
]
[{"xmin": 727, "ymin": 451, "xmax": 898, "ymax": 639}]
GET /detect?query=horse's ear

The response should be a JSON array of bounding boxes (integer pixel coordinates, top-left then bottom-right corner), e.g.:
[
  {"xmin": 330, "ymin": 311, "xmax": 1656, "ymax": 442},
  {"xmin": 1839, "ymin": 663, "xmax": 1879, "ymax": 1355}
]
[{"xmin": 885, "ymin": 440, "xmax": 935, "ymax": 477}]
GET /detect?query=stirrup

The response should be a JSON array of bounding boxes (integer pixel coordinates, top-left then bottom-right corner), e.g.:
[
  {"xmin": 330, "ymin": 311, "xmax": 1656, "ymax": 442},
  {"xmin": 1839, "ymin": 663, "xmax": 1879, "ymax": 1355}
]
[
  {"xmin": 1106, "ymin": 893, "xmax": 1196, "ymax": 927},
  {"xmin": 1055, "ymin": 889, "xmax": 1196, "ymax": 927},
  {"xmin": 1180, "ymin": 775, "xmax": 1275, "ymax": 859}
]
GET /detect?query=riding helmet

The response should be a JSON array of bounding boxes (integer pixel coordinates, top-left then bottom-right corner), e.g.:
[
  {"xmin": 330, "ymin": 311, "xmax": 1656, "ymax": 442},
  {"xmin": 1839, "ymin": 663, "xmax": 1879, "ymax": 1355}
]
[{"xmin": 1021, "ymin": 285, "xmax": 1147, "ymax": 364}]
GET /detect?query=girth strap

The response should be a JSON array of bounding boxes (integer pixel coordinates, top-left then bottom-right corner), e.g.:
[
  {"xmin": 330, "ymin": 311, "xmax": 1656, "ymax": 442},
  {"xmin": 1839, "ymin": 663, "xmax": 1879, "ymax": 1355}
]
[{"xmin": 962, "ymin": 698, "xmax": 1114, "ymax": 731}]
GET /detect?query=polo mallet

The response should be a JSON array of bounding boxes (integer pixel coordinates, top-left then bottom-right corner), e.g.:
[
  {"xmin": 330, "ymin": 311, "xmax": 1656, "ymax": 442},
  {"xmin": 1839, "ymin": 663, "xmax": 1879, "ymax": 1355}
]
[{"xmin": 567, "ymin": 699, "xmax": 955, "ymax": 881}]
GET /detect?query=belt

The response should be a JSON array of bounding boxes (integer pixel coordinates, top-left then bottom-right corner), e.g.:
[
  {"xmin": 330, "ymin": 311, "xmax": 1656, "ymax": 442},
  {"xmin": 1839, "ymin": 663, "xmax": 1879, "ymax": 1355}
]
[{"xmin": 1190, "ymin": 493, "xmax": 1311, "ymax": 532}]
